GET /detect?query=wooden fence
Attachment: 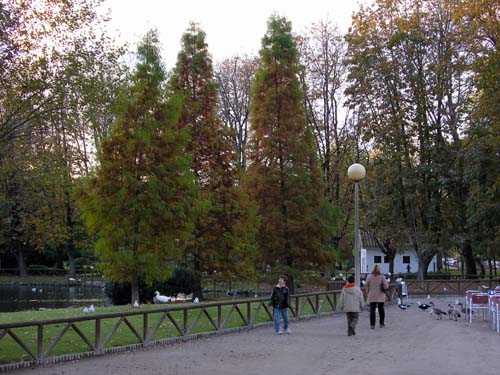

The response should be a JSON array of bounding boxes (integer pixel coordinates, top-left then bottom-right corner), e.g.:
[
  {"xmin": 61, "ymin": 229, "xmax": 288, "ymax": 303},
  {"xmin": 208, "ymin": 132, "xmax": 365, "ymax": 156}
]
[
  {"xmin": 0, "ymin": 290, "xmax": 340, "ymax": 371},
  {"xmin": 404, "ymin": 278, "xmax": 500, "ymax": 296}
]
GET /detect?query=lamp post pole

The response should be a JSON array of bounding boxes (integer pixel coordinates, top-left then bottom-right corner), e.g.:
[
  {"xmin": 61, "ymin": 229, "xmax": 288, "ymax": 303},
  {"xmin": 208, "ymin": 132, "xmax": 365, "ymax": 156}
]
[
  {"xmin": 348, "ymin": 163, "xmax": 366, "ymax": 287},
  {"xmin": 354, "ymin": 181, "xmax": 360, "ymax": 287}
]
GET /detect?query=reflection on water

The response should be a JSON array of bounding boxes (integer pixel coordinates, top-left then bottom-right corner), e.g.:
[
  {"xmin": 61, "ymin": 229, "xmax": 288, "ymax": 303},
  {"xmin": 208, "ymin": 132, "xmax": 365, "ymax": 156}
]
[{"xmin": 0, "ymin": 282, "xmax": 107, "ymax": 312}]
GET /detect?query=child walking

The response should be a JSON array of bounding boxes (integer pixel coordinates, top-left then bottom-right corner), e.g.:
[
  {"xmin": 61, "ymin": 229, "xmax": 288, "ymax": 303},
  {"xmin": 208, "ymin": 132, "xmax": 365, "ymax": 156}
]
[
  {"xmin": 338, "ymin": 275, "xmax": 365, "ymax": 336},
  {"xmin": 270, "ymin": 276, "xmax": 290, "ymax": 334}
]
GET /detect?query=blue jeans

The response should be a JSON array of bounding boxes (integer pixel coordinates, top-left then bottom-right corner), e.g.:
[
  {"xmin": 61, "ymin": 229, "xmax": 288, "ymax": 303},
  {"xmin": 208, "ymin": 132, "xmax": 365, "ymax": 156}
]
[{"xmin": 273, "ymin": 307, "xmax": 289, "ymax": 333}]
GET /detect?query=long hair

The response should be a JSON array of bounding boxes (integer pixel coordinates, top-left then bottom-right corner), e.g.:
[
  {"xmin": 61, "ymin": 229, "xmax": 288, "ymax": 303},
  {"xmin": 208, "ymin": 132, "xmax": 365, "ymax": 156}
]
[{"xmin": 371, "ymin": 264, "xmax": 381, "ymax": 276}]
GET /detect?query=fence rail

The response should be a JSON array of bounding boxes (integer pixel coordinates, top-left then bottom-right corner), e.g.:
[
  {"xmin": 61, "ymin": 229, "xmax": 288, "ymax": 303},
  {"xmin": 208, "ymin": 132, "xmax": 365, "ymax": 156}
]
[
  {"xmin": 0, "ymin": 290, "xmax": 340, "ymax": 371},
  {"xmin": 404, "ymin": 278, "xmax": 500, "ymax": 296}
]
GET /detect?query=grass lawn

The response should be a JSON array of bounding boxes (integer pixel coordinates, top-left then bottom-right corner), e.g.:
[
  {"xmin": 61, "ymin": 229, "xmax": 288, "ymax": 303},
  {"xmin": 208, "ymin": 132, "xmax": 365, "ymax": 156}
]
[{"xmin": 0, "ymin": 296, "xmax": 334, "ymax": 365}]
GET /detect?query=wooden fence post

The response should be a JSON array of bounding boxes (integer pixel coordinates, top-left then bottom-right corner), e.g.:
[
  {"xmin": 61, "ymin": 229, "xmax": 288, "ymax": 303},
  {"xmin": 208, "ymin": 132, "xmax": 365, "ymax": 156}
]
[
  {"xmin": 295, "ymin": 296, "xmax": 300, "ymax": 319},
  {"xmin": 36, "ymin": 324, "xmax": 43, "ymax": 364},
  {"xmin": 183, "ymin": 308, "xmax": 188, "ymax": 335},
  {"xmin": 217, "ymin": 305, "xmax": 222, "ymax": 330},
  {"xmin": 143, "ymin": 313, "xmax": 149, "ymax": 345},
  {"xmin": 95, "ymin": 319, "xmax": 102, "ymax": 354},
  {"xmin": 247, "ymin": 302, "xmax": 252, "ymax": 327}
]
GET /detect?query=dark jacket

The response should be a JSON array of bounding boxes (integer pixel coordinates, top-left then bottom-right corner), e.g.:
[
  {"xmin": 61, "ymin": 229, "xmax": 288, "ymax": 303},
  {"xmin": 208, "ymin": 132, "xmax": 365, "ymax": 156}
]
[{"xmin": 270, "ymin": 286, "xmax": 290, "ymax": 309}]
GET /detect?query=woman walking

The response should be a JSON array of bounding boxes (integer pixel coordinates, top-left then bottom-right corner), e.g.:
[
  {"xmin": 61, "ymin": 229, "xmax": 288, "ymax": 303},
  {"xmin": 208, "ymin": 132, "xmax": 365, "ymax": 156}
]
[{"xmin": 365, "ymin": 265, "xmax": 389, "ymax": 329}]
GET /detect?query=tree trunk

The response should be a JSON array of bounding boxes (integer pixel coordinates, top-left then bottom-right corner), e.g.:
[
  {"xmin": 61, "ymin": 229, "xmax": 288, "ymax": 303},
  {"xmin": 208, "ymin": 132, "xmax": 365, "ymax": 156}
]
[
  {"xmin": 192, "ymin": 253, "xmax": 204, "ymax": 300},
  {"xmin": 67, "ymin": 249, "xmax": 77, "ymax": 276},
  {"xmin": 417, "ymin": 256, "xmax": 425, "ymax": 281},
  {"xmin": 389, "ymin": 260, "xmax": 395, "ymax": 275},
  {"xmin": 422, "ymin": 257, "xmax": 432, "ymax": 279},
  {"xmin": 285, "ymin": 273, "xmax": 295, "ymax": 295},
  {"xmin": 436, "ymin": 252, "xmax": 443, "ymax": 272},
  {"xmin": 131, "ymin": 274, "xmax": 139, "ymax": 304},
  {"xmin": 488, "ymin": 258, "xmax": 493, "ymax": 277},
  {"xmin": 462, "ymin": 240, "xmax": 477, "ymax": 277},
  {"xmin": 15, "ymin": 248, "xmax": 27, "ymax": 277},
  {"xmin": 476, "ymin": 258, "xmax": 485, "ymax": 277},
  {"xmin": 494, "ymin": 255, "xmax": 497, "ymax": 276}
]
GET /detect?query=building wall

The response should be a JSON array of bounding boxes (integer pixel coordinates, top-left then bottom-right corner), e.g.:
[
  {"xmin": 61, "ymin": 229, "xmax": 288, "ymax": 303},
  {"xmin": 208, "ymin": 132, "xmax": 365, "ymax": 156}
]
[{"xmin": 363, "ymin": 248, "xmax": 437, "ymax": 274}]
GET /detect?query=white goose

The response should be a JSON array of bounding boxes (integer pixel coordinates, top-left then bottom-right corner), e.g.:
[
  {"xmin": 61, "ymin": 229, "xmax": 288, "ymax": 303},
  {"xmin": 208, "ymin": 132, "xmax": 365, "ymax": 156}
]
[{"xmin": 154, "ymin": 291, "xmax": 170, "ymax": 304}]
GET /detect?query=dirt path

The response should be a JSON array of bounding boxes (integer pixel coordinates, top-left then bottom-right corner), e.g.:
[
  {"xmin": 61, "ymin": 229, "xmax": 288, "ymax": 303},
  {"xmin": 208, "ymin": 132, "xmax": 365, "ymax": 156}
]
[{"xmin": 17, "ymin": 299, "xmax": 500, "ymax": 375}]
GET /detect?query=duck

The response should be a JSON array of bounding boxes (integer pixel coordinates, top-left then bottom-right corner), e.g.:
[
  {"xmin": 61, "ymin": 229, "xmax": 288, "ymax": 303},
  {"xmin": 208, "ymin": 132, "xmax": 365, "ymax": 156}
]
[
  {"xmin": 417, "ymin": 301, "xmax": 432, "ymax": 311},
  {"xmin": 429, "ymin": 302, "xmax": 446, "ymax": 319},
  {"xmin": 133, "ymin": 300, "xmax": 140, "ymax": 308},
  {"xmin": 193, "ymin": 297, "xmax": 200, "ymax": 304},
  {"xmin": 447, "ymin": 304, "xmax": 461, "ymax": 321},
  {"xmin": 153, "ymin": 291, "xmax": 170, "ymax": 304},
  {"xmin": 82, "ymin": 304, "xmax": 95, "ymax": 313}
]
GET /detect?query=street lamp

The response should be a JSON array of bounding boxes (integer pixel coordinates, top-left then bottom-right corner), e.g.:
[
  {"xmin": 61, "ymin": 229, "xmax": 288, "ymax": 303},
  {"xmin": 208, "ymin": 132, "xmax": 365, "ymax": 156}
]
[{"xmin": 348, "ymin": 163, "xmax": 366, "ymax": 286}]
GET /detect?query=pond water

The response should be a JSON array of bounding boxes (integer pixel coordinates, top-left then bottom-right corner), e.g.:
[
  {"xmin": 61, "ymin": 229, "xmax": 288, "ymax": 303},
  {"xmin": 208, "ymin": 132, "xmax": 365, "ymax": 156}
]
[{"xmin": 0, "ymin": 282, "xmax": 107, "ymax": 312}]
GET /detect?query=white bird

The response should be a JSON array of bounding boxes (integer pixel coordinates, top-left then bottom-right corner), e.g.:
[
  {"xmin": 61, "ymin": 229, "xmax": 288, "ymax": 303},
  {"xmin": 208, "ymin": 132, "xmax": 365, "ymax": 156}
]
[
  {"xmin": 133, "ymin": 300, "xmax": 139, "ymax": 308},
  {"xmin": 69, "ymin": 277, "xmax": 76, "ymax": 282},
  {"xmin": 154, "ymin": 291, "xmax": 170, "ymax": 304},
  {"xmin": 193, "ymin": 297, "xmax": 200, "ymax": 304},
  {"xmin": 83, "ymin": 307, "xmax": 89, "ymax": 313},
  {"xmin": 88, "ymin": 304, "xmax": 95, "ymax": 313},
  {"xmin": 82, "ymin": 305, "xmax": 95, "ymax": 313}
]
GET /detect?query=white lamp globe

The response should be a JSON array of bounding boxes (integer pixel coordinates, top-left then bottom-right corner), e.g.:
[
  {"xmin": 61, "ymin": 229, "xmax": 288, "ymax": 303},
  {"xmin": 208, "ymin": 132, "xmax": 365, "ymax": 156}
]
[{"xmin": 347, "ymin": 163, "xmax": 366, "ymax": 181}]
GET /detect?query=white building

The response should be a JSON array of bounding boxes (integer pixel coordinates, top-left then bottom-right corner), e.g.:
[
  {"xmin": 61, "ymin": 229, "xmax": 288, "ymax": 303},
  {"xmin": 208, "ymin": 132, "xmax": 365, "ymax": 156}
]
[{"xmin": 360, "ymin": 230, "xmax": 437, "ymax": 275}]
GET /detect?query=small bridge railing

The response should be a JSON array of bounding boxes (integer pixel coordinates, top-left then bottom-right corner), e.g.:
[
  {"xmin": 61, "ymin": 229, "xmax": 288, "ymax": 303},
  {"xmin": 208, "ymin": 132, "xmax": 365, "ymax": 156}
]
[{"xmin": 0, "ymin": 290, "xmax": 340, "ymax": 370}]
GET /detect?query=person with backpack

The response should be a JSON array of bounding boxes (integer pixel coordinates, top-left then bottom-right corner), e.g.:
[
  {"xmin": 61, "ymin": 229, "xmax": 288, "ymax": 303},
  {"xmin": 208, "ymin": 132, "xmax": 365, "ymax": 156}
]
[
  {"xmin": 365, "ymin": 264, "xmax": 389, "ymax": 329},
  {"xmin": 338, "ymin": 275, "xmax": 365, "ymax": 336},
  {"xmin": 270, "ymin": 276, "xmax": 290, "ymax": 334}
]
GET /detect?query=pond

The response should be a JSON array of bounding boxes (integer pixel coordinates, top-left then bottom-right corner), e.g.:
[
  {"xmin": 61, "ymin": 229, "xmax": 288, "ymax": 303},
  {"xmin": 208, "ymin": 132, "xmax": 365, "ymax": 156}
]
[{"xmin": 0, "ymin": 281, "xmax": 107, "ymax": 312}]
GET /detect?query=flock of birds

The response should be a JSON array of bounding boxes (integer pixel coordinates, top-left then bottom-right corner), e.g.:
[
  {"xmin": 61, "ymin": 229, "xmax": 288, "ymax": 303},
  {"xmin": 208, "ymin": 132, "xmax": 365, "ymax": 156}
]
[
  {"xmin": 153, "ymin": 291, "xmax": 199, "ymax": 304},
  {"xmin": 397, "ymin": 295, "xmax": 469, "ymax": 321},
  {"xmin": 81, "ymin": 291, "xmax": 200, "ymax": 313}
]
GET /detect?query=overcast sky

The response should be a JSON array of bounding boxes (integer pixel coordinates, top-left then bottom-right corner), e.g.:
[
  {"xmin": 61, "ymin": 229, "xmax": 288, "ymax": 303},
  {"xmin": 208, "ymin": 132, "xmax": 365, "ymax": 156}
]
[{"xmin": 105, "ymin": 0, "xmax": 372, "ymax": 68}]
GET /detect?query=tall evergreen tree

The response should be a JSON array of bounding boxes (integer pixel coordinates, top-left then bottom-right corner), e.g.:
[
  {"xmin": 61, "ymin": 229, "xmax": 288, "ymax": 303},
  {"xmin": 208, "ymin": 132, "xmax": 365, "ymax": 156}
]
[
  {"xmin": 170, "ymin": 23, "xmax": 258, "ymax": 294},
  {"xmin": 247, "ymin": 16, "xmax": 336, "ymax": 272},
  {"xmin": 79, "ymin": 30, "xmax": 197, "ymax": 302}
]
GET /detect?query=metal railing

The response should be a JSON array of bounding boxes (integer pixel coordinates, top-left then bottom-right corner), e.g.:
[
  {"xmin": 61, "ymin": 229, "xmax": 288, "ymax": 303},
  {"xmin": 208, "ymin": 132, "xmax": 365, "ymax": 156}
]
[{"xmin": 0, "ymin": 290, "xmax": 340, "ymax": 370}]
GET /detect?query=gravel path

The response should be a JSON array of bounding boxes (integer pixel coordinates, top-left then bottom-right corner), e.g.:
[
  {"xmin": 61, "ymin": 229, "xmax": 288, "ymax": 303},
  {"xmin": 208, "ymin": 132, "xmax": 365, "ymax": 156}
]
[{"xmin": 17, "ymin": 299, "xmax": 500, "ymax": 375}]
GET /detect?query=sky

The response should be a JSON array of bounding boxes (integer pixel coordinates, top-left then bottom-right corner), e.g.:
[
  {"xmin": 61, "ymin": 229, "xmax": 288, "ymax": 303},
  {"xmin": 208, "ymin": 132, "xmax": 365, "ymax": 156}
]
[{"xmin": 104, "ymin": 0, "xmax": 373, "ymax": 68}]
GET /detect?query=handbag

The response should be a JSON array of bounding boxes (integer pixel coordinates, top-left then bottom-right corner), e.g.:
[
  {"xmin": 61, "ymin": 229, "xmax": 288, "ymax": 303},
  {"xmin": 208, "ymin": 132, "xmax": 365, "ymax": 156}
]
[{"xmin": 380, "ymin": 280, "xmax": 388, "ymax": 293}]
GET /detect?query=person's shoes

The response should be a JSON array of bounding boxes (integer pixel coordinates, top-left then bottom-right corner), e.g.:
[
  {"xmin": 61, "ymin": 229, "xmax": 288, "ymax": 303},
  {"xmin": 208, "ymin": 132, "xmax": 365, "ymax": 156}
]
[
  {"xmin": 370, "ymin": 326, "xmax": 375, "ymax": 329},
  {"xmin": 352, "ymin": 329, "xmax": 356, "ymax": 336},
  {"xmin": 277, "ymin": 330, "xmax": 284, "ymax": 335},
  {"xmin": 348, "ymin": 332, "xmax": 353, "ymax": 336},
  {"xmin": 285, "ymin": 328, "xmax": 291, "ymax": 334},
  {"xmin": 380, "ymin": 324, "xmax": 385, "ymax": 328}
]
